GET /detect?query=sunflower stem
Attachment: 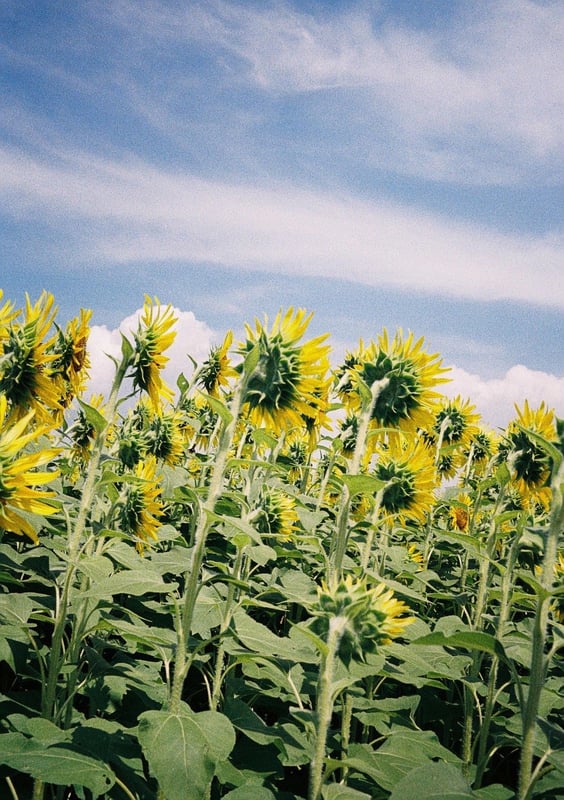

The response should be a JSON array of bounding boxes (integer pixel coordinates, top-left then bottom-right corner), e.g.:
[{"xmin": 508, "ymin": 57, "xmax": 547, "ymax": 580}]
[
  {"xmin": 309, "ymin": 615, "xmax": 347, "ymax": 800},
  {"xmin": 168, "ymin": 381, "xmax": 245, "ymax": 714},
  {"xmin": 34, "ymin": 349, "xmax": 131, "ymax": 800},
  {"xmin": 330, "ymin": 377, "xmax": 389, "ymax": 582},
  {"xmin": 518, "ymin": 458, "xmax": 564, "ymax": 800}
]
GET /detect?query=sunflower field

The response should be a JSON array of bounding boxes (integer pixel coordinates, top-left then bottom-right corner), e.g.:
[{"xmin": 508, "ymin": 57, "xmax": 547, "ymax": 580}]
[{"xmin": 0, "ymin": 290, "xmax": 563, "ymax": 800}]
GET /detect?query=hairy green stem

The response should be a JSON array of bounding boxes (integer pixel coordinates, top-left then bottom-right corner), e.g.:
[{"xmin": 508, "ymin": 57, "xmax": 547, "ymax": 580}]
[
  {"xmin": 329, "ymin": 378, "xmax": 389, "ymax": 582},
  {"xmin": 309, "ymin": 616, "xmax": 347, "ymax": 800},
  {"xmin": 518, "ymin": 459, "xmax": 564, "ymax": 800},
  {"xmin": 168, "ymin": 383, "xmax": 244, "ymax": 714}
]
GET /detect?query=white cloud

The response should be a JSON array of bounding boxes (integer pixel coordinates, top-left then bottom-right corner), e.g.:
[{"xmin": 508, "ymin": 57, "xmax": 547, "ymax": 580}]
[
  {"xmin": 86, "ymin": 306, "xmax": 216, "ymax": 400},
  {"xmin": 125, "ymin": 0, "xmax": 564, "ymax": 183},
  {"xmin": 0, "ymin": 145, "xmax": 563, "ymax": 309},
  {"xmin": 445, "ymin": 364, "xmax": 564, "ymax": 429}
]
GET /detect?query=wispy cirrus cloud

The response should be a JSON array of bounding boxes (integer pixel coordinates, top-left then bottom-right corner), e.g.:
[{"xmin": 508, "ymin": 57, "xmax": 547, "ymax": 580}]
[
  {"xmin": 0, "ymin": 144, "xmax": 563, "ymax": 309},
  {"xmin": 100, "ymin": 0, "xmax": 564, "ymax": 186}
]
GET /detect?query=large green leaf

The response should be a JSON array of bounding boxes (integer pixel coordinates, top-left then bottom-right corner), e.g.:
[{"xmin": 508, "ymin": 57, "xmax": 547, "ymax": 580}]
[
  {"xmin": 322, "ymin": 783, "xmax": 372, "ymax": 799},
  {"xmin": 232, "ymin": 609, "xmax": 317, "ymax": 662},
  {"xmin": 345, "ymin": 730, "xmax": 461, "ymax": 792},
  {"xmin": 80, "ymin": 569, "xmax": 177, "ymax": 599},
  {"xmin": 222, "ymin": 787, "xmax": 277, "ymax": 800},
  {"xmin": 138, "ymin": 708, "xmax": 235, "ymax": 800},
  {"xmin": 0, "ymin": 732, "xmax": 115, "ymax": 797},
  {"xmin": 0, "ymin": 593, "xmax": 33, "ymax": 625},
  {"xmin": 388, "ymin": 762, "xmax": 474, "ymax": 799},
  {"xmin": 412, "ymin": 631, "xmax": 507, "ymax": 661}
]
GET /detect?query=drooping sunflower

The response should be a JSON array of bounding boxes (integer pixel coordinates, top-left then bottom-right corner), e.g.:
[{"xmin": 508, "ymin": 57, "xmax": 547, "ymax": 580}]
[
  {"xmin": 144, "ymin": 406, "xmax": 185, "ymax": 466},
  {"xmin": 462, "ymin": 428, "xmax": 499, "ymax": 479},
  {"xmin": 238, "ymin": 308, "xmax": 331, "ymax": 434},
  {"xmin": 422, "ymin": 396, "xmax": 481, "ymax": 479},
  {"xmin": 52, "ymin": 308, "xmax": 92, "ymax": 406},
  {"xmin": 313, "ymin": 575, "xmax": 414, "ymax": 663},
  {"xmin": 448, "ymin": 492, "xmax": 474, "ymax": 532},
  {"xmin": 254, "ymin": 488, "xmax": 299, "ymax": 540},
  {"xmin": 131, "ymin": 297, "xmax": 176, "ymax": 410},
  {"xmin": 278, "ymin": 429, "xmax": 311, "ymax": 483},
  {"xmin": 118, "ymin": 457, "xmax": 164, "ymax": 553},
  {"xmin": 0, "ymin": 291, "xmax": 63, "ymax": 424},
  {"xmin": 497, "ymin": 400, "xmax": 558, "ymax": 510},
  {"xmin": 372, "ymin": 434, "xmax": 438, "ymax": 525},
  {"xmin": 0, "ymin": 395, "xmax": 60, "ymax": 542},
  {"xmin": 351, "ymin": 329, "xmax": 449, "ymax": 434},
  {"xmin": 429, "ymin": 396, "xmax": 481, "ymax": 449},
  {"xmin": 197, "ymin": 331, "xmax": 237, "ymax": 398},
  {"xmin": 69, "ymin": 393, "xmax": 107, "ymax": 463},
  {"xmin": 333, "ymin": 339, "xmax": 370, "ymax": 410}
]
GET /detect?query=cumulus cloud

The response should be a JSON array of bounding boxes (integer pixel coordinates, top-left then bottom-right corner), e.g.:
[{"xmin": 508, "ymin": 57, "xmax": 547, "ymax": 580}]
[
  {"xmin": 86, "ymin": 305, "xmax": 216, "ymax": 400},
  {"xmin": 445, "ymin": 364, "xmax": 564, "ymax": 429}
]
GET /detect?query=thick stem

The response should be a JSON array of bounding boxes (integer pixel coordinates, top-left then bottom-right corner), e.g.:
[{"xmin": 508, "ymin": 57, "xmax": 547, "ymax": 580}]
[
  {"xmin": 329, "ymin": 378, "xmax": 389, "ymax": 582},
  {"xmin": 309, "ymin": 616, "xmax": 347, "ymax": 800},
  {"xmin": 474, "ymin": 514, "xmax": 526, "ymax": 787},
  {"xmin": 518, "ymin": 462, "xmax": 564, "ymax": 800},
  {"xmin": 168, "ymin": 383, "xmax": 244, "ymax": 713}
]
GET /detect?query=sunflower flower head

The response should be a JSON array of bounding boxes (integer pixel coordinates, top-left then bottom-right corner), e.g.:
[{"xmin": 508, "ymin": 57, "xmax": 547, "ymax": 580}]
[
  {"xmin": 144, "ymin": 406, "xmax": 185, "ymax": 466},
  {"xmin": 0, "ymin": 292, "xmax": 63, "ymax": 425},
  {"xmin": 197, "ymin": 331, "xmax": 237, "ymax": 397},
  {"xmin": 0, "ymin": 394, "xmax": 60, "ymax": 542},
  {"xmin": 254, "ymin": 487, "xmax": 299, "ymax": 539},
  {"xmin": 498, "ymin": 401, "xmax": 557, "ymax": 510},
  {"xmin": 372, "ymin": 435, "xmax": 438, "ymax": 525},
  {"xmin": 52, "ymin": 308, "xmax": 92, "ymax": 406},
  {"xmin": 131, "ymin": 297, "xmax": 176, "ymax": 410},
  {"xmin": 352, "ymin": 329, "xmax": 448, "ymax": 433},
  {"xmin": 238, "ymin": 308, "xmax": 330, "ymax": 434},
  {"xmin": 449, "ymin": 492, "xmax": 474, "ymax": 532},
  {"xmin": 278, "ymin": 429, "xmax": 310, "ymax": 483},
  {"xmin": 431, "ymin": 396, "xmax": 481, "ymax": 449},
  {"xmin": 119, "ymin": 457, "xmax": 163, "ymax": 553},
  {"xmin": 313, "ymin": 576, "xmax": 414, "ymax": 664}
]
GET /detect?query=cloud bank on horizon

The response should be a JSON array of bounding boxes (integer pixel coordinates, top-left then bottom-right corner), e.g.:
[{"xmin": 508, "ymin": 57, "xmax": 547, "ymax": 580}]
[{"xmin": 0, "ymin": 0, "xmax": 563, "ymax": 424}]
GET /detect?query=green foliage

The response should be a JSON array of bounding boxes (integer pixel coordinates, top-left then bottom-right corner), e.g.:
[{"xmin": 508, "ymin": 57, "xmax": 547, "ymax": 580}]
[{"xmin": 0, "ymin": 295, "xmax": 563, "ymax": 800}]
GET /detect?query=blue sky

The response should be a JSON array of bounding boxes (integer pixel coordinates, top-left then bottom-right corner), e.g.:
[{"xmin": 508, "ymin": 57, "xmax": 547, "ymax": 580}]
[{"xmin": 1, "ymin": 0, "xmax": 563, "ymax": 426}]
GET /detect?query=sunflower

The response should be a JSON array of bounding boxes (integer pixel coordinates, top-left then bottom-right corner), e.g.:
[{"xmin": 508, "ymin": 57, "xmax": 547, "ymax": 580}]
[
  {"xmin": 131, "ymin": 297, "xmax": 176, "ymax": 410},
  {"xmin": 0, "ymin": 291, "xmax": 63, "ymax": 424},
  {"xmin": 351, "ymin": 329, "xmax": 448, "ymax": 434},
  {"xmin": 69, "ymin": 393, "xmax": 106, "ymax": 462},
  {"xmin": 448, "ymin": 492, "xmax": 474, "ymax": 532},
  {"xmin": 144, "ymin": 406, "xmax": 185, "ymax": 466},
  {"xmin": 498, "ymin": 401, "xmax": 557, "ymax": 510},
  {"xmin": 238, "ymin": 308, "xmax": 330, "ymax": 434},
  {"xmin": 118, "ymin": 457, "xmax": 164, "ymax": 553},
  {"xmin": 314, "ymin": 575, "xmax": 414, "ymax": 662},
  {"xmin": 372, "ymin": 435, "xmax": 438, "ymax": 525},
  {"xmin": 462, "ymin": 428, "xmax": 499, "ymax": 479},
  {"xmin": 337, "ymin": 413, "xmax": 360, "ymax": 458},
  {"xmin": 197, "ymin": 331, "xmax": 237, "ymax": 397},
  {"xmin": 430, "ymin": 396, "xmax": 481, "ymax": 449},
  {"xmin": 333, "ymin": 340, "xmax": 370, "ymax": 410},
  {"xmin": 0, "ymin": 394, "xmax": 60, "ymax": 542},
  {"xmin": 254, "ymin": 488, "xmax": 299, "ymax": 539},
  {"xmin": 52, "ymin": 308, "xmax": 92, "ymax": 406},
  {"xmin": 278, "ymin": 429, "xmax": 310, "ymax": 483}
]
